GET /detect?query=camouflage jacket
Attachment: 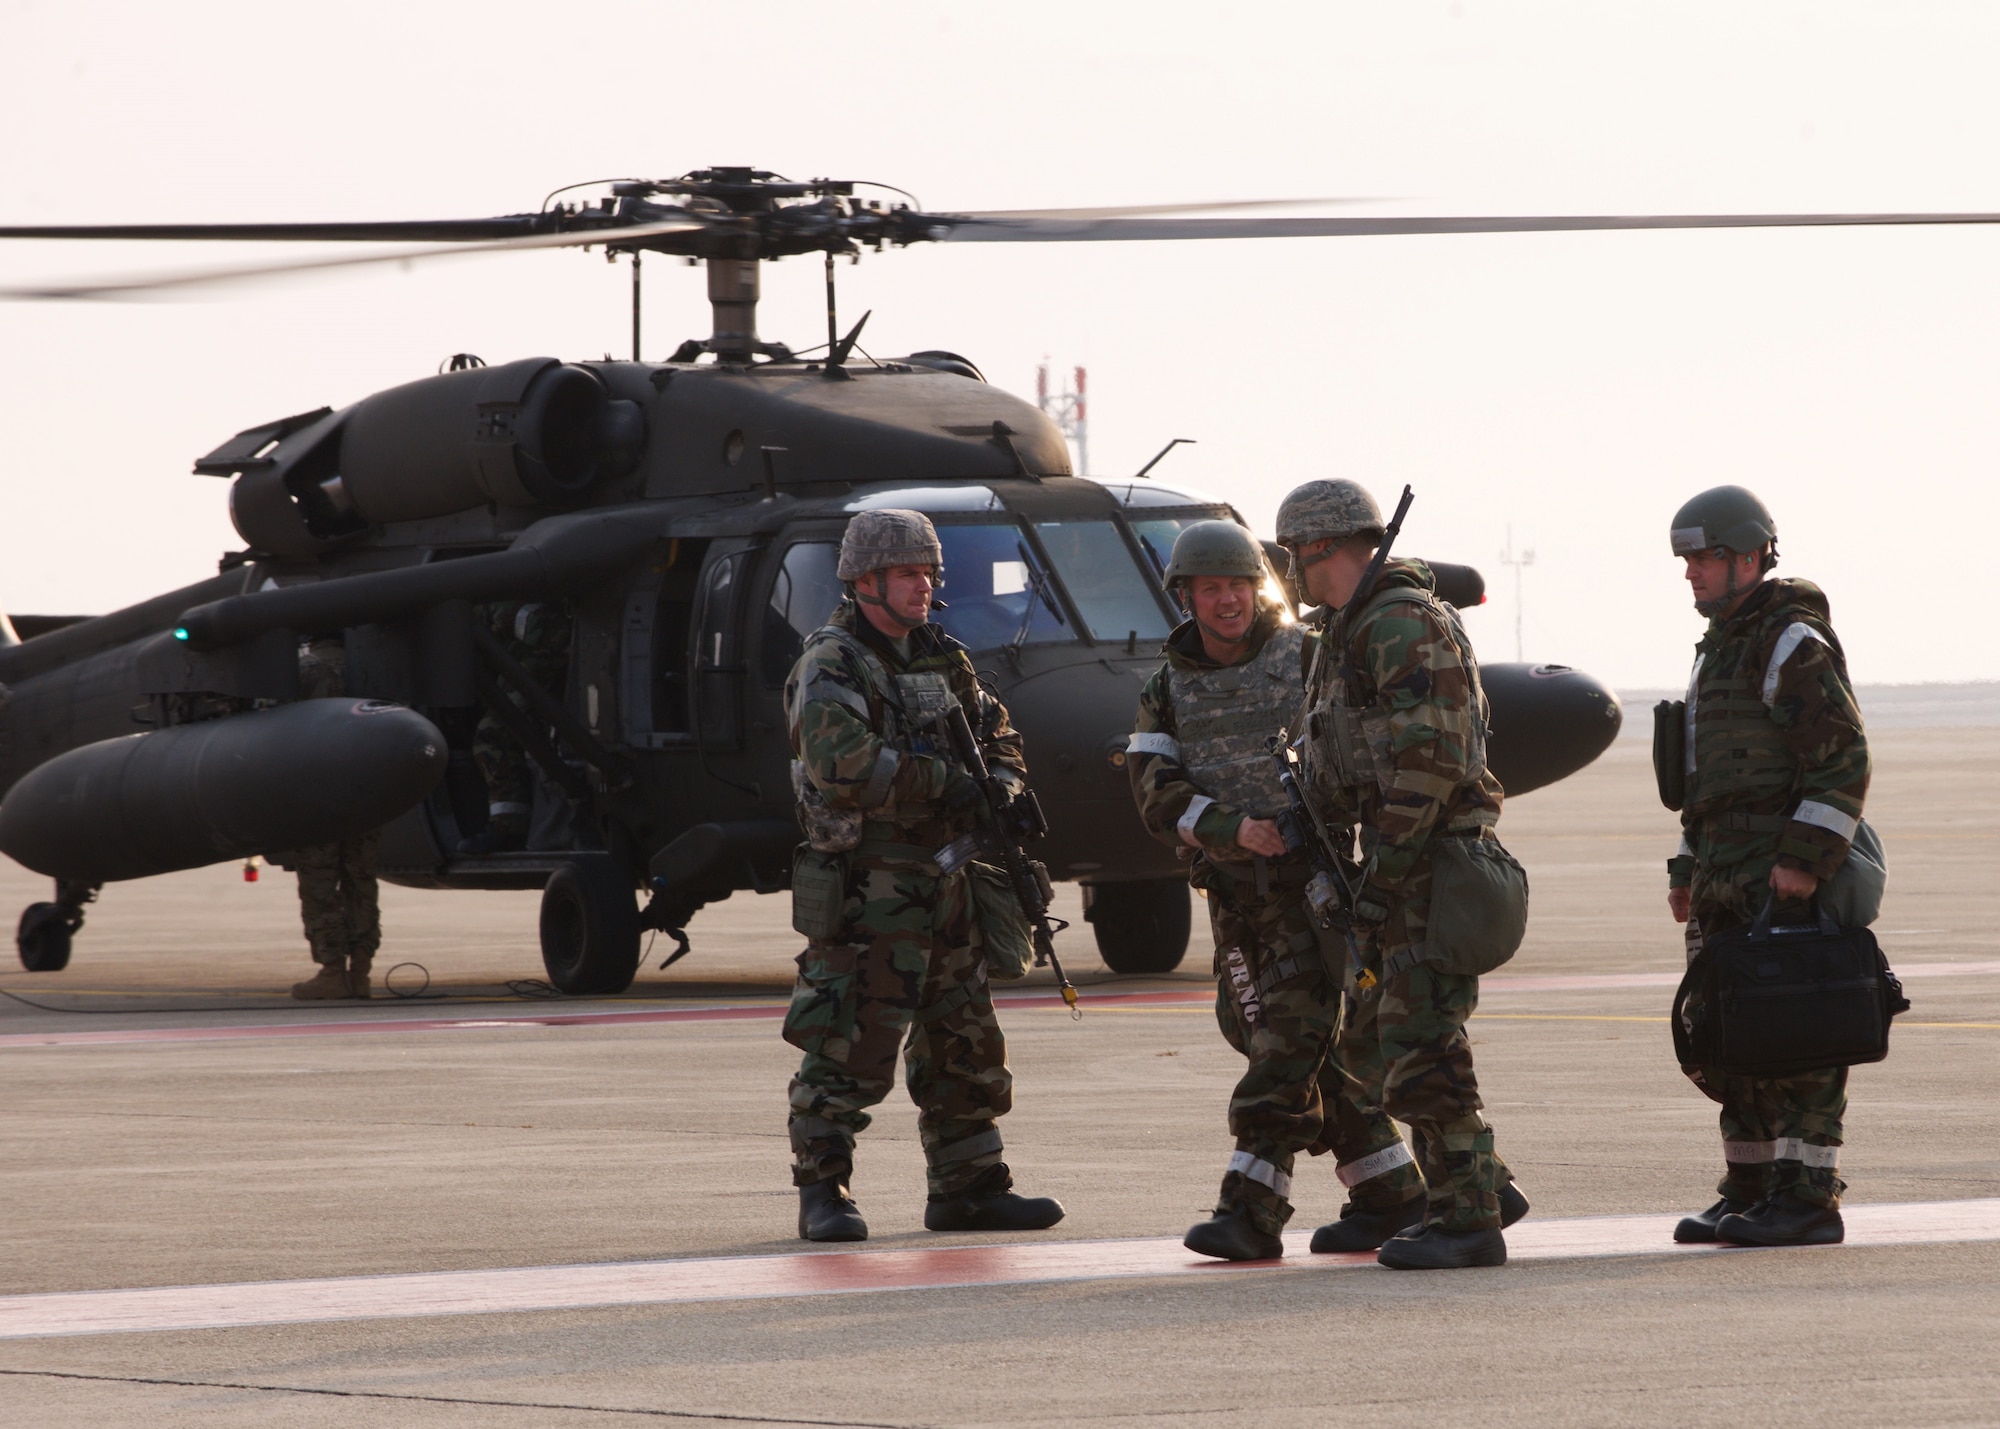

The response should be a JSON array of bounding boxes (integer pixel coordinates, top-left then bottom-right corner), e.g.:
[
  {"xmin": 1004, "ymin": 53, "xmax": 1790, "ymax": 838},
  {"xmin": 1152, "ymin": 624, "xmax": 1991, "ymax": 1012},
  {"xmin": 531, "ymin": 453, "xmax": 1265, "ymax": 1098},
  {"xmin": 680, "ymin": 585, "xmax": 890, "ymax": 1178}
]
[
  {"xmin": 1668, "ymin": 578, "xmax": 1869, "ymax": 899},
  {"xmin": 485, "ymin": 600, "xmax": 573, "ymax": 690},
  {"xmin": 1301, "ymin": 559, "xmax": 1502, "ymax": 893},
  {"xmin": 786, "ymin": 600, "xmax": 1024, "ymax": 850},
  {"xmin": 1129, "ymin": 608, "xmax": 1311, "ymax": 864}
]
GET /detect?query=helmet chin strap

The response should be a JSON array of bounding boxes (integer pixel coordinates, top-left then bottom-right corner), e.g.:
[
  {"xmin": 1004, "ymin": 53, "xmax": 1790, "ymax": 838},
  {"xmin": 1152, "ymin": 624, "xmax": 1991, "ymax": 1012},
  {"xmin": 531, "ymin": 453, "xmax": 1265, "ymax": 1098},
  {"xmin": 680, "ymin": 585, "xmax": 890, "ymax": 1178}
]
[
  {"xmin": 1695, "ymin": 548, "xmax": 1762, "ymax": 618},
  {"xmin": 854, "ymin": 572, "xmax": 930, "ymax": 629}
]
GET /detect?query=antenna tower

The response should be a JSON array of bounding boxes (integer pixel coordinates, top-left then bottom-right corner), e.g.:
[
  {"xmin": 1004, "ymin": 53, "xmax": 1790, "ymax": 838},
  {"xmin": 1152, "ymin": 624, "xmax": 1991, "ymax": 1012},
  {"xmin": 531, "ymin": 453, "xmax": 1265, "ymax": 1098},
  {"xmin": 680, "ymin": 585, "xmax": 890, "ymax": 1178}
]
[
  {"xmin": 1036, "ymin": 360, "xmax": 1088, "ymax": 478},
  {"xmin": 1499, "ymin": 526, "xmax": 1535, "ymax": 662}
]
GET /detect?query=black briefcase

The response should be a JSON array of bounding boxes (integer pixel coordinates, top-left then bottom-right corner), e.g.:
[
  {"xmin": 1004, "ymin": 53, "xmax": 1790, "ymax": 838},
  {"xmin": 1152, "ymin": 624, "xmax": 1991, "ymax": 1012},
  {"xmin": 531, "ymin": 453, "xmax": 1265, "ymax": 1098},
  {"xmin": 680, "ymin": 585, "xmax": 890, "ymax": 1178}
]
[{"xmin": 1673, "ymin": 897, "xmax": 1910, "ymax": 1079}]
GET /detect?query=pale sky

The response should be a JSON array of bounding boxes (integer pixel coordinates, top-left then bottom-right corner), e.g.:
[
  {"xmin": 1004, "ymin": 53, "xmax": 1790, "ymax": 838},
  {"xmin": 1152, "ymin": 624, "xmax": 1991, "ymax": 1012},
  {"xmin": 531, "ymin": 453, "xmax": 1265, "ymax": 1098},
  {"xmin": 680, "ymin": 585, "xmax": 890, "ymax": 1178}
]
[{"xmin": 3, "ymin": 1, "xmax": 1997, "ymax": 687}]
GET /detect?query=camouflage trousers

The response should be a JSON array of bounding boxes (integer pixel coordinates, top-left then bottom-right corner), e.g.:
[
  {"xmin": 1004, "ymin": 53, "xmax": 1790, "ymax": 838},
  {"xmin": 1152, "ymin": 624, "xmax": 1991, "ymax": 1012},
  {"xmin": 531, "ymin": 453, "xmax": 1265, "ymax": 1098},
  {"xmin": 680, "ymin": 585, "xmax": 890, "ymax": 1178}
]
[
  {"xmin": 1336, "ymin": 857, "xmax": 1512, "ymax": 1234},
  {"xmin": 294, "ymin": 829, "xmax": 381, "ymax": 968},
  {"xmin": 472, "ymin": 698, "xmax": 535, "ymax": 830},
  {"xmin": 1684, "ymin": 907, "xmax": 1849, "ymax": 1209},
  {"xmin": 1204, "ymin": 866, "xmax": 1422, "ymax": 1237},
  {"xmin": 783, "ymin": 857, "xmax": 1012, "ymax": 1196}
]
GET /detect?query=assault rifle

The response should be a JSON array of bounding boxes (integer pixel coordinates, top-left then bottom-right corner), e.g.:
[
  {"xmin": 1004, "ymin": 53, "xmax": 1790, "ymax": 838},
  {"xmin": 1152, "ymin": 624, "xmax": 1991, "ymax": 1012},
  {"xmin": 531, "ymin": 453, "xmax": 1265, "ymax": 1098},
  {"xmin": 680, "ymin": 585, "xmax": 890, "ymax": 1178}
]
[
  {"xmin": 943, "ymin": 704, "xmax": 1080, "ymax": 1017},
  {"xmin": 1345, "ymin": 484, "xmax": 1415, "ymax": 622},
  {"xmin": 1267, "ymin": 734, "xmax": 1374, "ymax": 990}
]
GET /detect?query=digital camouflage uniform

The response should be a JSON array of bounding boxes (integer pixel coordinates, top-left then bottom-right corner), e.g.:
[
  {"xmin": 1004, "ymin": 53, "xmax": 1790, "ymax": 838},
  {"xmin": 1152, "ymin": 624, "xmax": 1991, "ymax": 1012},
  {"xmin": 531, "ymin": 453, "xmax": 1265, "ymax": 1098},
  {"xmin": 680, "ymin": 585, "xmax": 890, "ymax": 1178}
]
[
  {"xmin": 472, "ymin": 600, "xmax": 573, "ymax": 833},
  {"xmin": 294, "ymin": 639, "xmax": 381, "ymax": 974},
  {"xmin": 1129, "ymin": 609, "xmax": 1422, "ymax": 1237},
  {"xmin": 782, "ymin": 599, "xmax": 1028, "ymax": 1196},
  {"xmin": 1669, "ymin": 577, "xmax": 1869, "ymax": 1210},
  {"xmin": 1302, "ymin": 559, "xmax": 1514, "ymax": 1235}
]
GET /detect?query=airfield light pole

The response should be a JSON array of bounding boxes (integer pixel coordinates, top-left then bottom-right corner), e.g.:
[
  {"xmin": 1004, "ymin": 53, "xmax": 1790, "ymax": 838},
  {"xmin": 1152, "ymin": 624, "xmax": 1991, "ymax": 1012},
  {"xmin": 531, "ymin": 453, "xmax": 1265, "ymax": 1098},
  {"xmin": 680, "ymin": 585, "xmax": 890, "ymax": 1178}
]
[
  {"xmin": 1036, "ymin": 360, "xmax": 1089, "ymax": 477},
  {"xmin": 1499, "ymin": 526, "xmax": 1535, "ymax": 662}
]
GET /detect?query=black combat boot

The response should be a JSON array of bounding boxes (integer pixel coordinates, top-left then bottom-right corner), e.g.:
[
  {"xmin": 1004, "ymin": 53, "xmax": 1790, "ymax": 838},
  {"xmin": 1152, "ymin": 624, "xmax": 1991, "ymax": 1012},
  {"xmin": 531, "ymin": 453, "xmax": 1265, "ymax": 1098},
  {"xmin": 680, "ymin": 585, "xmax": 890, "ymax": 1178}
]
[
  {"xmin": 1376, "ymin": 1223, "xmax": 1508, "ymax": 1269},
  {"xmin": 797, "ymin": 1178, "xmax": 868, "ymax": 1242},
  {"xmin": 923, "ymin": 1164, "xmax": 1065, "ymax": 1232},
  {"xmin": 1309, "ymin": 1196, "xmax": 1423, "ymax": 1254},
  {"xmin": 1715, "ymin": 1192, "xmax": 1844, "ymax": 1247},
  {"xmin": 1499, "ymin": 1179, "xmax": 1531, "ymax": 1228},
  {"xmin": 1185, "ymin": 1203, "xmax": 1285, "ymax": 1261},
  {"xmin": 1674, "ymin": 1196, "xmax": 1756, "ymax": 1244}
]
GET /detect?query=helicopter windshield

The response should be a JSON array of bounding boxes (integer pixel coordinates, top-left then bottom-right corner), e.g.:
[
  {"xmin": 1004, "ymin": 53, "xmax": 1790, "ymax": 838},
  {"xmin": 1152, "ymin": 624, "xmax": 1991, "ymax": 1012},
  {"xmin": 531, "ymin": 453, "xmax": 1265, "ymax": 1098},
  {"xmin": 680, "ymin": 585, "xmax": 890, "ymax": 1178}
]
[
  {"xmin": 1030, "ymin": 520, "xmax": 1173, "ymax": 644},
  {"xmin": 930, "ymin": 523, "xmax": 1068, "ymax": 651}
]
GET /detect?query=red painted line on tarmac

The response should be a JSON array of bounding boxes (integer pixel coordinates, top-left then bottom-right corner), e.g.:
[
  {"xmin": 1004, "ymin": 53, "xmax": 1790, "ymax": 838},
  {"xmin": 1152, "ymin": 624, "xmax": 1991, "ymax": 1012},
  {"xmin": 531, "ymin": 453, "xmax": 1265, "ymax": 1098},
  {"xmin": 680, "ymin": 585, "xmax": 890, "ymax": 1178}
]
[
  {"xmin": 2, "ymin": 961, "xmax": 1993, "ymax": 1050},
  {"xmin": 1, "ymin": 1198, "xmax": 1995, "ymax": 1340}
]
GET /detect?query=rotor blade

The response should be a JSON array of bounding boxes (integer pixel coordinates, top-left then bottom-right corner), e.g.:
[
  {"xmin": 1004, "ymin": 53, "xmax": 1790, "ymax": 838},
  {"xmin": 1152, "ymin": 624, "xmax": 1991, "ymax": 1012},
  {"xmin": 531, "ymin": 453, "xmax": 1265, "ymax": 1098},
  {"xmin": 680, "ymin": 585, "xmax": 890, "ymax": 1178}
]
[
  {"xmin": 0, "ymin": 219, "xmax": 706, "ymax": 300},
  {"xmin": 948, "ymin": 197, "xmax": 1381, "ymax": 222},
  {"xmin": 0, "ymin": 218, "xmax": 557, "ymax": 242},
  {"xmin": 934, "ymin": 211, "xmax": 2000, "ymax": 242}
]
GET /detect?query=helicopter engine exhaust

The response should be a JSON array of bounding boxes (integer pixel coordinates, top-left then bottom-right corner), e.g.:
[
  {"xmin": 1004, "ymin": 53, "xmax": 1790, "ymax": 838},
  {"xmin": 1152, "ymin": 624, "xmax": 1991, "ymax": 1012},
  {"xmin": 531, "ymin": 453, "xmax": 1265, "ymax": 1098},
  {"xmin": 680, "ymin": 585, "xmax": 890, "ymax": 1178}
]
[
  {"xmin": 0, "ymin": 698, "xmax": 446, "ymax": 884},
  {"xmin": 226, "ymin": 358, "xmax": 646, "ymax": 554}
]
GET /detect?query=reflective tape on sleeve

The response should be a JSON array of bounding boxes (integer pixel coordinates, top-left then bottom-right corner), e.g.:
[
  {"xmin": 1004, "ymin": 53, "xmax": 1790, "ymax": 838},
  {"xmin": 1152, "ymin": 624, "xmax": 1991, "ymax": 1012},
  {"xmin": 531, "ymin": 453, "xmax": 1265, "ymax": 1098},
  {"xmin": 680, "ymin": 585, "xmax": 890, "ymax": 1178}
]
[
  {"xmin": 1763, "ymin": 622, "xmax": 1830, "ymax": 706},
  {"xmin": 1177, "ymin": 795, "xmax": 1215, "ymax": 847},
  {"xmin": 1724, "ymin": 1139, "xmax": 1778, "ymax": 1164},
  {"xmin": 1335, "ymin": 1141, "xmax": 1415, "ymax": 1188},
  {"xmin": 858, "ymin": 746, "xmax": 901, "ymax": 807},
  {"xmin": 1676, "ymin": 834, "xmax": 1693, "ymax": 858},
  {"xmin": 1775, "ymin": 1137, "xmax": 1840, "ymax": 1169},
  {"xmin": 1127, "ymin": 731, "xmax": 1182, "ymax": 759},
  {"xmin": 1791, "ymin": 800, "xmax": 1859, "ymax": 842},
  {"xmin": 1227, "ymin": 1150, "xmax": 1293, "ymax": 1199},
  {"xmin": 487, "ymin": 801, "xmax": 531, "ymax": 817}
]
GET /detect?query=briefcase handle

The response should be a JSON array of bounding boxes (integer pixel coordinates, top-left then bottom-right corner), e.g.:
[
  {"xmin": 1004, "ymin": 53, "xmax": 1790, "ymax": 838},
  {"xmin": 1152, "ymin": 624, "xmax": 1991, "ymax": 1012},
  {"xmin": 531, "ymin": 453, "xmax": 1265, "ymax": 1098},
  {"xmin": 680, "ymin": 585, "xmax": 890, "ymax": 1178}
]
[{"xmin": 1750, "ymin": 890, "xmax": 1840, "ymax": 940}]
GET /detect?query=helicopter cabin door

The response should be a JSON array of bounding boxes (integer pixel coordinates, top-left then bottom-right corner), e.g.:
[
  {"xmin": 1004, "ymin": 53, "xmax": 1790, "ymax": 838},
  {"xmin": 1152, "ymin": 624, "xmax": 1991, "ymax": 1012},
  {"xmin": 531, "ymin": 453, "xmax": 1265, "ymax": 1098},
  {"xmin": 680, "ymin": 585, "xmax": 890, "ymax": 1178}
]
[
  {"xmin": 690, "ymin": 541, "xmax": 757, "ymax": 754},
  {"xmin": 619, "ymin": 536, "xmax": 709, "ymax": 750}
]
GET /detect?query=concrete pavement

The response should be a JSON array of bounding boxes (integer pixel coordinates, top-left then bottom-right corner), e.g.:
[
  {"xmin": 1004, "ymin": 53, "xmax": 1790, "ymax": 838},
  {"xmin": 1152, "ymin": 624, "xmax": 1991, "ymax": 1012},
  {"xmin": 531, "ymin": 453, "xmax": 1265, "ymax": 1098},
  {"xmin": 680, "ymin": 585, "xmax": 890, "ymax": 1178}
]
[{"xmin": 0, "ymin": 727, "xmax": 1994, "ymax": 1425}]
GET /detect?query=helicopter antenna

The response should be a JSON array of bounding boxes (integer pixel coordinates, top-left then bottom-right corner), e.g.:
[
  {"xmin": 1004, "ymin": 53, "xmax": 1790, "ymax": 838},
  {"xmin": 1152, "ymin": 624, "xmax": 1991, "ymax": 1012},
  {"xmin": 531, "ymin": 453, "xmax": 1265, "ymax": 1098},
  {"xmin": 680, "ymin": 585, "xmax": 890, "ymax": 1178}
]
[
  {"xmin": 631, "ymin": 251, "xmax": 642, "ymax": 361},
  {"xmin": 824, "ymin": 252, "xmax": 838, "ymax": 361},
  {"xmin": 828, "ymin": 310, "xmax": 872, "ymax": 370},
  {"xmin": 1132, "ymin": 437, "xmax": 1196, "ymax": 480}
]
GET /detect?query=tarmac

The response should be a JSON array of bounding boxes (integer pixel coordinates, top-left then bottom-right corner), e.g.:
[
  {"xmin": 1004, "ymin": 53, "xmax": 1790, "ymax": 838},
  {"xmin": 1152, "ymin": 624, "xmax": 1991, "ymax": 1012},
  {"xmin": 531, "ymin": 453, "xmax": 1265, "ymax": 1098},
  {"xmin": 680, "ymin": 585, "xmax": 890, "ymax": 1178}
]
[{"xmin": 1, "ymin": 727, "xmax": 1995, "ymax": 1426}]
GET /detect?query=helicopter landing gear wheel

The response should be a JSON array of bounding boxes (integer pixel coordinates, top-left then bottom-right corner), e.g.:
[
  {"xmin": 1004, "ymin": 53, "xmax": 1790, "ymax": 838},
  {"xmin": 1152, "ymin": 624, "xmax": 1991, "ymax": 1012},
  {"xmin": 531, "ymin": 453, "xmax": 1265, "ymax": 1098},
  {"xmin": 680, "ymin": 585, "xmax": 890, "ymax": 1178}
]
[
  {"xmin": 539, "ymin": 858, "xmax": 641, "ymax": 995},
  {"xmin": 17, "ymin": 902, "xmax": 76, "ymax": 972},
  {"xmin": 1086, "ymin": 878, "xmax": 1191, "ymax": 975}
]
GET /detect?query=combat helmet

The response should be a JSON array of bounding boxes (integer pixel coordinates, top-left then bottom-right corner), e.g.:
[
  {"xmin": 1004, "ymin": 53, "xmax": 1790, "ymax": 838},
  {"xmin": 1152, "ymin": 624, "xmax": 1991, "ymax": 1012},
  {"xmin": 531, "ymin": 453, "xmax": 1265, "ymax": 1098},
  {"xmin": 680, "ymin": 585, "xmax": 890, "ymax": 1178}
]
[
  {"xmin": 837, "ymin": 508, "xmax": 943, "ymax": 581},
  {"xmin": 1162, "ymin": 520, "xmax": 1266, "ymax": 588},
  {"xmin": 1274, "ymin": 479, "xmax": 1384, "ymax": 559},
  {"xmin": 1669, "ymin": 486, "xmax": 1778, "ymax": 562}
]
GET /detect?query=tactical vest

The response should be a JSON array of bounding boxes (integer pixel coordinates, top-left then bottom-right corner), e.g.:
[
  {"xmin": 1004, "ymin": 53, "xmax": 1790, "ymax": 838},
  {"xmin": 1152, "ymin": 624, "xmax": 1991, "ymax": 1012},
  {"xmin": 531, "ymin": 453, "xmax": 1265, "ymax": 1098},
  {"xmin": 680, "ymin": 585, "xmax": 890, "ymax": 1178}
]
[
  {"xmin": 1681, "ymin": 597, "xmax": 1842, "ymax": 821},
  {"xmin": 1166, "ymin": 622, "xmax": 1305, "ymax": 820},
  {"xmin": 791, "ymin": 620, "xmax": 968, "ymax": 848},
  {"xmin": 1306, "ymin": 587, "xmax": 1488, "ymax": 800}
]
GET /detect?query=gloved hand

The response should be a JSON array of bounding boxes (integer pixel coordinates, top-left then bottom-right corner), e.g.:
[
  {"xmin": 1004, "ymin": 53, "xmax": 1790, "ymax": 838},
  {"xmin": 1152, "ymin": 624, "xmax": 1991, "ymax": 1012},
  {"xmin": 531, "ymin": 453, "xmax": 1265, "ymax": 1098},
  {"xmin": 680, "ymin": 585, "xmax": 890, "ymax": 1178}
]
[
  {"xmin": 941, "ymin": 769, "xmax": 988, "ymax": 820},
  {"xmin": 1352, "ymin": 883, "xmax": 1393, "ymax": 934}
]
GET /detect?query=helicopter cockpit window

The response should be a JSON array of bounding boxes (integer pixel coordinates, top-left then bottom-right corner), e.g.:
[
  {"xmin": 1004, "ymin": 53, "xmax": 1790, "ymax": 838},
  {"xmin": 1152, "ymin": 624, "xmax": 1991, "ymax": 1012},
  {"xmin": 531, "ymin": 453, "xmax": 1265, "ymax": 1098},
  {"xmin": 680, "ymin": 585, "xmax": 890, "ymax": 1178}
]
[
  {"xmin": 1031, "ymin": 520, "xmax": 1173, "ymax": 643},
  {"xmin": 928, "ymin": 523, "xmax": 1068, "ymax": 651},
  {"xmin": 762, "ymin": 542, "xmax": 845, "ymax": 685},
  {"xmin": 1124, "ymin": 512, "xmax": 1232, "ymax": 582}
]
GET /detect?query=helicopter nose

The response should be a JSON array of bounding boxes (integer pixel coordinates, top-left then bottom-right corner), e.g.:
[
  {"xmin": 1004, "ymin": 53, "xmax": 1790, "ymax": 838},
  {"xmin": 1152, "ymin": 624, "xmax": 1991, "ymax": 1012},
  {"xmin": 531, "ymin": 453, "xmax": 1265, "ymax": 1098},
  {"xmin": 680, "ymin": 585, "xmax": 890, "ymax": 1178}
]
[
  {"xmin": 1480, "ymin": 661, "xmax": 1624, "ymax": 796},
  {"xmin": 994, "ymin": 655, "xmax": 1175, "ymax": 883}
]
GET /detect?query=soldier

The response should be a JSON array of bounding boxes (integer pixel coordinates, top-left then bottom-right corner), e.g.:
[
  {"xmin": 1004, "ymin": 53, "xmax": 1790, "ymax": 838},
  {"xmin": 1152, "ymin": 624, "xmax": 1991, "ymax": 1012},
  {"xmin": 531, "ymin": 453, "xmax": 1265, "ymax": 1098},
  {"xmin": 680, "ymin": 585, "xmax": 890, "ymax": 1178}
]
[
  {"xmin": 1128, "ymin": 521, "xmax": 1427, "ymax": 1261},
  {"xmin": 459, "ymin": 600, "xmax": 573, "ymax": 855},
  {"xmin": 781, "ymin": 509, "xmax": 1065, "ymax": 1242},
  {"xmin": 289, "ymin": 636, "xmax": 382, "ymax": 1000},
  {"xmin": 1664, "ymin": 486, "xmax": 1871, "ymax": 1248},
  {"xmin": 1280, "ymin": 479, "xmax": 1528, "ymax": 1270}
]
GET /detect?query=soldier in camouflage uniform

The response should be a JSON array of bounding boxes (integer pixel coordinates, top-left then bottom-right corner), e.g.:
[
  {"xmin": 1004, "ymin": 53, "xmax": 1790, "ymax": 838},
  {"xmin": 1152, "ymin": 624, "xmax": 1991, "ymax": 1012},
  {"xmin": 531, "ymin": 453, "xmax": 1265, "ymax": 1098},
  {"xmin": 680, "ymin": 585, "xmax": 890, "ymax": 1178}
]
[
  {"xmin": 1663, "ymin": 486, "xmax": 1872, "ymax": 1248},
  {"xmin": 460, "ymin": 600, "xmax": 573, "ymax": 854},
  {"xmin": 781, "ymin": 508, "xmax": 1065, "ymax": 1242},
  {"xmin": 1127, "ymin": 521, "xmax": 1425, "ymax": 1261},
  {"xmin": 1282, "ymin": 478, "xmax": 1528, "ymax": 1270},
  {"xmin": 289, "ymin": 637, "xmax": 382, "ymax": 1000}
]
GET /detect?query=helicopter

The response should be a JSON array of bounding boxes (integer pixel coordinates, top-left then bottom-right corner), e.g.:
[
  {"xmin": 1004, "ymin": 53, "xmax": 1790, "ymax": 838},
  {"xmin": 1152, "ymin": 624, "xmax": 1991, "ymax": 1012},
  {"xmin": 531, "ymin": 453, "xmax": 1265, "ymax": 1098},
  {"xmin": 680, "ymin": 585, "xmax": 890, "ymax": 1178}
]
[{"xmin": 39, "ymin": 167, "xmax": 1937, "ymax": 992}]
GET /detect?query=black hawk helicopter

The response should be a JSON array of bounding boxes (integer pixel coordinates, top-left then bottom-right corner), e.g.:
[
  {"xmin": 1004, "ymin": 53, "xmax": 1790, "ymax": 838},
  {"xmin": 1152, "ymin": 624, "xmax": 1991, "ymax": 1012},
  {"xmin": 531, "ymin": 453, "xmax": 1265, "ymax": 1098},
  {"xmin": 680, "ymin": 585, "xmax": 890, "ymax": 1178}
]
[{"xmin": 16, "ymin": 167, "xmax": 1952, "ymax": 990}]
